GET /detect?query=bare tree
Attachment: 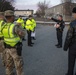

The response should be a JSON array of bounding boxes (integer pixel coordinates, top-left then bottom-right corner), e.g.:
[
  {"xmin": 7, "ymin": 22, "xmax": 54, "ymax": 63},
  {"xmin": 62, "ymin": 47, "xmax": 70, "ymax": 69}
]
[
  {"xmin": 0, "ymin": 0, "xmax": 15, "ymax": 12},
  {"xmin": 61, "ymin": 0, "xmax": 76, "ymax": 16},
  {"xmin": 36, "ymin": 0, "xmax": 50, "ymax": 17},
  {"xmin": 6, "ymin": 0, "xmax": 15, "ymax": 4}
]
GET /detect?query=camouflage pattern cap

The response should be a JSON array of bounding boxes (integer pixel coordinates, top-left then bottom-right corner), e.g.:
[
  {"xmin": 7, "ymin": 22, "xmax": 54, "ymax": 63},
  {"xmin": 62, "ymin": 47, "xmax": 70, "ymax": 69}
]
[
  {"xmin": 0, "ymin": 12, "xmax": 4, "ymax": 16},
  {"xmin": 5, "ymin": 10, "xmax": 14, "ymax": 16}
]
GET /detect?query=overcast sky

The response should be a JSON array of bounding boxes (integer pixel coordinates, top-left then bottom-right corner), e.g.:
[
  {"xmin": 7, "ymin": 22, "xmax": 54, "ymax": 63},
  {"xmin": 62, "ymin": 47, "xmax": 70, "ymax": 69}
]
[{"xmin": 15, "ymin": 0, "xmax": 61, "ymax": 12}]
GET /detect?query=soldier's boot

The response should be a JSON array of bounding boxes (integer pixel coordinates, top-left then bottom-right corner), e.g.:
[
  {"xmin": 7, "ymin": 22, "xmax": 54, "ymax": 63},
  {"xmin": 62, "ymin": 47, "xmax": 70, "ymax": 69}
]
[
  {"xmin": 6, "ymin": 72, "xmax": 15, "ymax": 75},
  {"xmin": 55, "ymin": 44, "xmax": 59, "ymax": 46}
]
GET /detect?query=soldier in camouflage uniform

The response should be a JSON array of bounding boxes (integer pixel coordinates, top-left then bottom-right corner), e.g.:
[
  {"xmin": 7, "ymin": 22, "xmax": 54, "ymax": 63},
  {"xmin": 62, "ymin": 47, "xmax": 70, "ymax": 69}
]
[
  {"xmin": 0, "ymin": 12, "xmax": 6, "ymax": 66},
  {"xmin": 2, "ymin": 10, "xmax": 25, "ymax": 75},
  {"xmin": 64, "ymin": 7, "xmax": 76, "ymax": 75}
]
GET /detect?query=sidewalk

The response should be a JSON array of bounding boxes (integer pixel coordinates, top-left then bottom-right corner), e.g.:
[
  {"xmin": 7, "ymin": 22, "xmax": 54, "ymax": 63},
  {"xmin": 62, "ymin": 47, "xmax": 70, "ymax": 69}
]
[{"xmin": 36, "ymin": 21, "xmax": 70, "ymax": 25}]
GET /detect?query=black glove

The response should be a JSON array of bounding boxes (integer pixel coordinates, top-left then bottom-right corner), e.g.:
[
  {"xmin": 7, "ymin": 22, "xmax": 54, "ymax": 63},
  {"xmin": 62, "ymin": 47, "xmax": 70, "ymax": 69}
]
[{"xmin": 16, "ymin": 42, "xmax": 22, "ymax": 56}]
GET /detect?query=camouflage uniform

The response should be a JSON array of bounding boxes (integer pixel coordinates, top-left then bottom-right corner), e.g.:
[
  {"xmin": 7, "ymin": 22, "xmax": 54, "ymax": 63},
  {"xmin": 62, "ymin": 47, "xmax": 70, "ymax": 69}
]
[
  {"xmin": 3, "ymin": 10, "xmax": 25, "ymax": 75},
  {"xmin": 0, "ymin": 12, "xmax": 6, "ymax": 66},
  {"xmin": 0, "ymin": 40, "xmax": 5, "ymax": 66},
  {"xmin": 5, "ymin": 48, "xmax": 23, "ymax": 75}
]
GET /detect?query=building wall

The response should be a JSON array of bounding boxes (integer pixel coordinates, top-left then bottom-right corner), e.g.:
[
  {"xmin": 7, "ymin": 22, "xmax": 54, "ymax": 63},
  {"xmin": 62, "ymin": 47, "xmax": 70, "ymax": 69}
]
[
  {"xmin": 15, "ymin": 10, "xmax": 33, "ymax": 16},
  {"xmin": 45, "ymin": 5, "xmax": 63, "ymax": 16},
  {"xmin": 45, "ymin": 3, "xmax": 76, "ymax": 21}
]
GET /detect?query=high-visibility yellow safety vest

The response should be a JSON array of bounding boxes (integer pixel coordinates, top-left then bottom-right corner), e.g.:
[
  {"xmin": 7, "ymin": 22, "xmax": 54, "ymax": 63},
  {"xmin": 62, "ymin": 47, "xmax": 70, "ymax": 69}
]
[
  {"xmin": 2, "ymin": 23, "xmax": 21, "ymax": 47},
  {"xmin": 0, "ymin": 20, "xmax": 5, "ymax": 38},
  {"xmin": 25, "ymin": 19, "xmax": 34, "ymax": 31},
  {"xmin": 32, "ymin": 19, "xmax": 36, "ymax": 28},
  {"xmin": 17, "ymin": 18, "xmax": 25, "ymax": 28}
]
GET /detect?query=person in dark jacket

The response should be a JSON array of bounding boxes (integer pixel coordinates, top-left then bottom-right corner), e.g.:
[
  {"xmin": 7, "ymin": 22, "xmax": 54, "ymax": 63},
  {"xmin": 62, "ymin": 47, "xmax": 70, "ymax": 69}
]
[
  {"xmin": 51, "ymin": 15, "xmax": 65, "ymax": 48},
  {"xmin": 64, "ymin": 7, "xmax": 76, "ymax": 75}
]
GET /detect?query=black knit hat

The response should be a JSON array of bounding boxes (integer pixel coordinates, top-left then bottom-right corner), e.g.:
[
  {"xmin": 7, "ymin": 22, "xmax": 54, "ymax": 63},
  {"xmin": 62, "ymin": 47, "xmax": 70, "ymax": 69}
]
[
  {"xmin": 72, "ymin": 7, "xmax": 76, "ymax": 13},
  {"xmin": 29, "ymin": 15, "xmax": 32, "ymax": 18},
  {"xmin": 58, "ymin": 15, "xmax": 63, "ymax": 18}
]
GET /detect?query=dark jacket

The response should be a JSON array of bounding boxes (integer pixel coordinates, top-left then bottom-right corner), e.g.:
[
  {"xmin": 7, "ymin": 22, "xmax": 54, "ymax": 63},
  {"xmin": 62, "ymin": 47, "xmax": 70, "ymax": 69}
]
[
  {"xmin": 51, "ymin": 18, "xmax": 65, "ymax": 31},
  {"xmin": 64, "ymin": 20, "xmax": 76, "ymax": 51}
]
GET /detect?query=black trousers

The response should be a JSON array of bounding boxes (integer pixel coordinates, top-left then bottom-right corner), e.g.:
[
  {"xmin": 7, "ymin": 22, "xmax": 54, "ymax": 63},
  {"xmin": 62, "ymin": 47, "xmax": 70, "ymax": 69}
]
[
  {"xmin": 67, "ymin": 42, "xmax": 76, "ymax": 75},
  {"xmin": 27, "ymin": 30, "xmax": 32, "ymax": 46},
  {"xmin": 56, "ymin": 30, "xmax": 63, "ymax": 46}
]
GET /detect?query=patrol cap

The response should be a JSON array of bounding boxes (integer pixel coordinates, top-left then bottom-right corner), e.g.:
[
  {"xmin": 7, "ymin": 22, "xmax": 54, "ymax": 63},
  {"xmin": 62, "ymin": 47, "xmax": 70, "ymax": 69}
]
[
  {"xmin": 4, "ymin": 10, "xmax": 14, "ymax": 16},
  {"xmin": 72, "ymin": 7, "xmax": 76, "ymax": 13},
  {"xmin": 0, "ymin": 12, "xmax": 4, "ymax": 16}
]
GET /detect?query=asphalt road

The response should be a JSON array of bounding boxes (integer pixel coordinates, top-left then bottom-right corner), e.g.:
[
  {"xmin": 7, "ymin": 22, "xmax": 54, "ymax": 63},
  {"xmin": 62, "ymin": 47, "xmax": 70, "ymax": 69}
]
[{"xmin": 0, "ymin": 24, "xmax": 75, "ymax": 75}]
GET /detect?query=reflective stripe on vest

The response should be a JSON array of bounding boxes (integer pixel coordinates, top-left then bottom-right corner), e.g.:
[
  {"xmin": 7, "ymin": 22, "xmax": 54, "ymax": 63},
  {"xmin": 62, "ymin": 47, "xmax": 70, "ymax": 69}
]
[
  {"xmin": 0, "ymin": 20, "xmax": 5, "ymax": 37},
  {"xmin": 32, "ymin": 19, "xmax": 36, "ymax": 28},
  {"xmin": 2, "ymin": 23, "xmax": 20, "ymax": 47}
]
